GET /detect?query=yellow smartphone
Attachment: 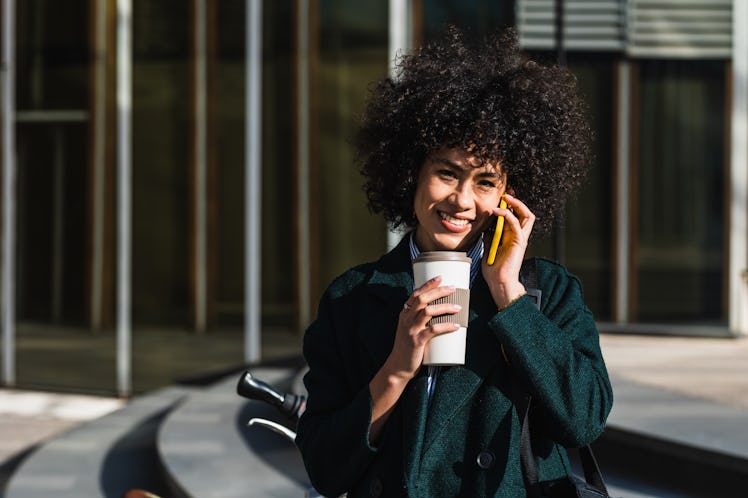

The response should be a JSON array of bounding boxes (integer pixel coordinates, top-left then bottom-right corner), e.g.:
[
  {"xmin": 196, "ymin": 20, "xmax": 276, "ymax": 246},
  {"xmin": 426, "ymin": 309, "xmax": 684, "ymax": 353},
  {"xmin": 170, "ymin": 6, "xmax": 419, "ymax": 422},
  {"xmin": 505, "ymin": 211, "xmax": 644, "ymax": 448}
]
[{"xmin": 486, "ymin": 196, "xmax": 507, "ymax": 266}]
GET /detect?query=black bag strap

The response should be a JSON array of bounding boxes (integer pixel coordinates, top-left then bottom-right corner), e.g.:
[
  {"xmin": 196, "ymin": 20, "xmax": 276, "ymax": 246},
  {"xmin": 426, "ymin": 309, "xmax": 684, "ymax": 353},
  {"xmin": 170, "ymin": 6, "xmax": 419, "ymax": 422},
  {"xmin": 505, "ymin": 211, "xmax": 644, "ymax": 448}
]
[
  {"xmin": 520, "ymin": 259, "xmax": 542, "ymax": 310},
  {"xmin": 520, "ymin": 258, "xmax": 538, "ymax": 289},
  {"xmin": 514, "ymin": 258, "xmax": 609, "ymax": 497},
  {"xmin": 514, "ymin": 391, "xmax": 609, "ymax": 496}
]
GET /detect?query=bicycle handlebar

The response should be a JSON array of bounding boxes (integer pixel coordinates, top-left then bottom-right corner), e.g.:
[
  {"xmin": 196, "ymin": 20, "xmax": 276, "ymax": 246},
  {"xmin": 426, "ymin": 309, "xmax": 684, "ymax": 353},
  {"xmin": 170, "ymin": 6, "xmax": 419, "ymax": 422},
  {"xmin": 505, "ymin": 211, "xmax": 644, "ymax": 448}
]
[{"xmin": 236, "ymin": 370, "xmax": 306, "ymax": 422}]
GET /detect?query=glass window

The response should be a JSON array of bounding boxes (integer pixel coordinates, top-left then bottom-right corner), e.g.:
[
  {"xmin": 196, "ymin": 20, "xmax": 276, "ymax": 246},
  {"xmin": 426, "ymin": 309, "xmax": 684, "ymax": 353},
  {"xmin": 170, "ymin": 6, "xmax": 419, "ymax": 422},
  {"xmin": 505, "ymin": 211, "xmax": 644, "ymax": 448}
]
[
  {"xmin": 422, "ymin": 0, "xmax": 513, "ymax": 41},
  {"xmin": 564, "ymin": 56, "xmax": 614, "ymax": 321},
  {"xmin": 13, "ymin": 0, "xmax": 116, "ymax": 392},
  {"xmin": 257, "ymin": 1, "xmax": 296, "ymax": 337},
  {"xmin": 15, "ymin": 0, "xmax": 89, "ymax": 324},
  {"xmin": 131, "ymin": 0, "xmax": 191, "ymax": 326},
  {"xmin": 315, "ymin": 1, "xmax": 389, "ymax": 294},
  {"xmin": 635, "ymin": 60, "xmax": 725, "ymax": 323},
  {"xmin": 215, "ymin": 0, "xmax": 249, "ymax": 329},
  {"xmin": 215, "ymin": 1, "xmax": 299, "ymax": 358}
]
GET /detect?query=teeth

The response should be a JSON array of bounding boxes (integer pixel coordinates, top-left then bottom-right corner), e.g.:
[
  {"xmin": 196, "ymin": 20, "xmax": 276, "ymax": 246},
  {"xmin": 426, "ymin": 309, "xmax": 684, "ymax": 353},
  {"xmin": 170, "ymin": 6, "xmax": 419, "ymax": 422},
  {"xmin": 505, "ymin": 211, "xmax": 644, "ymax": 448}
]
[{"xmin": 439, "ymin": 211, "xmax": 469, "ymax": 226}]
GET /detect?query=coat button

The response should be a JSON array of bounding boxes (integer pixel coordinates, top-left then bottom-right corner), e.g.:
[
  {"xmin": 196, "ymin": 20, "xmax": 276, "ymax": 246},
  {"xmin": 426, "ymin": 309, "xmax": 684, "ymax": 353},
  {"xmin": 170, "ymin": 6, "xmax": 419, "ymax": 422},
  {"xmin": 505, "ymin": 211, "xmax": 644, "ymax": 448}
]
[
  {"xmin": 476, "ymin": 450, "xmax": 495, "ymax": 469},
  {"xmin": 368, "ymin": 477, "xmax": 383, "ymax": 497}
]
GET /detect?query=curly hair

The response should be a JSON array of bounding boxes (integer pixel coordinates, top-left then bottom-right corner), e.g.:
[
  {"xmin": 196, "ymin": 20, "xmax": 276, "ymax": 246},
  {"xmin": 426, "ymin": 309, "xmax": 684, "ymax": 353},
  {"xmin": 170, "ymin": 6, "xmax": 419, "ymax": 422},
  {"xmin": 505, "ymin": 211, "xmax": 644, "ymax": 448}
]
[{"xmin": 356, "ymin": 26, "xmax": 592, "ymax": 235}]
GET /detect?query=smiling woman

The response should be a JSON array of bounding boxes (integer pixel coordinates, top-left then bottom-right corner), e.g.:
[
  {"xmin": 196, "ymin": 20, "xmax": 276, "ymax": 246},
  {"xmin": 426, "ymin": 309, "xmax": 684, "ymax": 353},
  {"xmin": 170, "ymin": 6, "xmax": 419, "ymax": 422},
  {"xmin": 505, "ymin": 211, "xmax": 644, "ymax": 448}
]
[
  {"xmin": 412, "ymin": 148, "xmax": 505, "ymax": 253},
  {"xmin": 295, "ymin": 26, "xmax": 612, "ymax": 498}
]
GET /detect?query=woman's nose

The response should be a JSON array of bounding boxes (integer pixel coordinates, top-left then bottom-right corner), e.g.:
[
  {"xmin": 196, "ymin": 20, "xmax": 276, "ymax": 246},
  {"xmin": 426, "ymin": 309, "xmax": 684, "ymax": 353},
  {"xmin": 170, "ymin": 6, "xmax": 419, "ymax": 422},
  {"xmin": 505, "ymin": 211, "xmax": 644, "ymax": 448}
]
[{"xmin": 449, "ymin": 184, "xmax": 473, "ymax": 209}]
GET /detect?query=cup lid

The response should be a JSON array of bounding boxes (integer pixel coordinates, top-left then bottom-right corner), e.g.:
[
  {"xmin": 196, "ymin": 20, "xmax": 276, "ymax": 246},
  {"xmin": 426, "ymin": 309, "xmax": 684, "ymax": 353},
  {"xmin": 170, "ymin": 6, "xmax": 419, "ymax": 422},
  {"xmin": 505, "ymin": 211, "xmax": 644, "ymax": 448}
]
[{"xmin": 413, "ymin": 251, "xmax": 471, "ymax": 264}]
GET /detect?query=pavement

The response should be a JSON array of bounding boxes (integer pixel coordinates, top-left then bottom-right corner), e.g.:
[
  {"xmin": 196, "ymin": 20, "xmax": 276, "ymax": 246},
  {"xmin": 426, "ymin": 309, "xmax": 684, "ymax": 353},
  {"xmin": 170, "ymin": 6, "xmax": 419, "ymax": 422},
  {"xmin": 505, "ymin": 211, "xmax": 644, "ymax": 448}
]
[
  {"xmin": 599, "ymin": 333, "xmax": 748, "ymax": 412},
  {"xmin": 0, "ymin": 332, "xmax": 746, "ymax": 494},
  {"xmin": 0, "ymin": 389, "xmax": 124, "ymax": 463}
]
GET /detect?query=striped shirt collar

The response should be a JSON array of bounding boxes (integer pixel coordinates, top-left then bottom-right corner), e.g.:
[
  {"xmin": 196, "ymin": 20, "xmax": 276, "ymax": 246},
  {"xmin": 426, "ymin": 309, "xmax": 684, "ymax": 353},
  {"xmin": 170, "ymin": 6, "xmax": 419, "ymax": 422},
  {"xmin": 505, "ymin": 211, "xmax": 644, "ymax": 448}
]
[{"xmin": 408, "ymin": 231, "xmax": 483, "ymax": 287}]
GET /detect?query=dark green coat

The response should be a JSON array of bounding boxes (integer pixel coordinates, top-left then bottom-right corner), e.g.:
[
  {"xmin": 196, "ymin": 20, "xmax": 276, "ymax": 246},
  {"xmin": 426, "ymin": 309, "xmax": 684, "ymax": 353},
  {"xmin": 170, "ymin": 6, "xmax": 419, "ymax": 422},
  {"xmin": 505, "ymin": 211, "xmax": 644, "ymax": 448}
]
[{"xmin": 296, "ymin": 236, "xmax": 613, "ymax": 497}]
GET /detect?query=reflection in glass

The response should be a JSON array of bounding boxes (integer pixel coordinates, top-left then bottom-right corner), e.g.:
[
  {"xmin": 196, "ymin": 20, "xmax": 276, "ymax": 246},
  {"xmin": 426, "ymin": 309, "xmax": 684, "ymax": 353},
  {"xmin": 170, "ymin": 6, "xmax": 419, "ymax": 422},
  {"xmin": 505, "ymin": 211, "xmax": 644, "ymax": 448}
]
[
  {"xmin": 316, "ymin": 1, "xmax": 388, "ymax": 294},
  {"xmin": 14, "ymin": 0, "xmax": 113, "ymax": 392},
  {"xmin": 565, "ymin": 57, "xmax": 614, "ymax": 321},
  {"xmin": 422, "ymin": 0, "xmax": 513, "ymax": 41},
  {"xmin": 636, "ymin": 60, "xmax": 725, "ymax": 323}
]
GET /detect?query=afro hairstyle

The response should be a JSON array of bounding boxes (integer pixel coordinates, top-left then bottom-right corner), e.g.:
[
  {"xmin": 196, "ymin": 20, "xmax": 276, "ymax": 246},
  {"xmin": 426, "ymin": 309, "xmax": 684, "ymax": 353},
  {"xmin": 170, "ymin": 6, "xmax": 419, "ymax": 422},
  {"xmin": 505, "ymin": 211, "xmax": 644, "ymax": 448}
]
[{"xmin": 356, "ymin": 26, "xmax": 593, "ymax": 235}]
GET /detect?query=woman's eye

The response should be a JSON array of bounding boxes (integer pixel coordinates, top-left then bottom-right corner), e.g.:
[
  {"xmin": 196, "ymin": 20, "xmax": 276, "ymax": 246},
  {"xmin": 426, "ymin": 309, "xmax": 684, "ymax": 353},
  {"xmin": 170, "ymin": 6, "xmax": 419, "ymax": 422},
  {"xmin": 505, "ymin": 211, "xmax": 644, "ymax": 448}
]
[
  {"xmin": 478, "ymin": 180, "xmax": 496, "ymax": 189},
  {"xmin": 438, "ymin": 169, "xmax": 457, "ymax": 179}
]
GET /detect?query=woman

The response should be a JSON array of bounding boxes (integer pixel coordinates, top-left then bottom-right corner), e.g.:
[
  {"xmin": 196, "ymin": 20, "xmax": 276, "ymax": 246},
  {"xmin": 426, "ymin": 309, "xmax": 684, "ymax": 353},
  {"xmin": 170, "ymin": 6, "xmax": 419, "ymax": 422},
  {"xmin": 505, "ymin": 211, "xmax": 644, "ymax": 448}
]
[{"xmin": 295, "ymin": 27, "xmax": 613, "ymax": 498}]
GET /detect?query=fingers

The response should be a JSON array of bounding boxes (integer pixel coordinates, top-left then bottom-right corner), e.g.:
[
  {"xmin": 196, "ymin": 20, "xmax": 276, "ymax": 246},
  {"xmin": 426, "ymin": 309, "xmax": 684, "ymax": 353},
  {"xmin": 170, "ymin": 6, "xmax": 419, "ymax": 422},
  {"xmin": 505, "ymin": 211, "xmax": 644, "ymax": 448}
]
[
  {"xmin": 412, "ymin": 320, "xmax": 460, "ymax": 347},
  {"xmin": 428, "ymin": 321, "xmax": 461, "ymax": 336},
  {"xmin": 504, "ymin": 193, "xmax": 535, "ymax": 227},
  {"xmin": 491, "ymin": 193, "xmax": 535, "ymax": 239},
  {"xmin": 401, "ymin": 279, "xmax": 461, "ymax": 341},
  {"xmin": 405, "ymin": 277, "xmax": 456, "ymax": 311},
  {"xmin": 411, "ymin": 275, "xmax": 442, "ymax": 298},
  {"xmin": 402, "ymin": 285, "xmax": 461, "ymax": 322}
]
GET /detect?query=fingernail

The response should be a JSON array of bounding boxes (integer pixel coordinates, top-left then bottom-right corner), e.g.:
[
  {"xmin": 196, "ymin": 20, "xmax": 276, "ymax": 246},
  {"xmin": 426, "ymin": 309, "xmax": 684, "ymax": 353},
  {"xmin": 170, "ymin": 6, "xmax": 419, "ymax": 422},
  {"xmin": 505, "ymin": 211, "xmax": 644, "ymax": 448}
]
[
  {"xmin": 504, "ymin": 193, "xmax": 514, "ymax": 199},
  {"xmin": 445, "ymin": 285, "xmax": 455, "ymax": 290},
  {"xmin": 453, "ymin": 304, "xmax": 462, "ymax": 311}
]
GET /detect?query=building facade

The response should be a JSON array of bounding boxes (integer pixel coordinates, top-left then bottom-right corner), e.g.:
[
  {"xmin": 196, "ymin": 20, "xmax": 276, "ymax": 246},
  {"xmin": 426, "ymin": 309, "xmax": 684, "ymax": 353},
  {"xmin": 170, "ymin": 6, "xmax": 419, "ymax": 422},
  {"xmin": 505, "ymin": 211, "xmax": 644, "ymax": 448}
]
[{"xmin": 1, "ymin": 0, "xmax": 746, "ymax": 396}]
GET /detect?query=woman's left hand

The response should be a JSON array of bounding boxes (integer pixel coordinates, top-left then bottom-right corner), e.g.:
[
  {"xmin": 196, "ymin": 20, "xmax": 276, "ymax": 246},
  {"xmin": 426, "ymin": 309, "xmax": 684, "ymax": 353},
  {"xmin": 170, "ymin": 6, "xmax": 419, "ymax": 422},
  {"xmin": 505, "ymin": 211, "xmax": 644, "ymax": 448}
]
[{"xmin": 481, "ymin": 193, "xmax": 535, "ymax": 309}]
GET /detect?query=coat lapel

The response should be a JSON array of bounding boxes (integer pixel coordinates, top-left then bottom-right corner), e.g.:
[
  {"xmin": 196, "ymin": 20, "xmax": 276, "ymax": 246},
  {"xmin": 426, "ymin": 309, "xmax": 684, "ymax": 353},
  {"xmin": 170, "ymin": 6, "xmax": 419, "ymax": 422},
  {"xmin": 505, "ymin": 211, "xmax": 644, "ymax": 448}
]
[
  {"xmin": 401, "ymin": 369, "xmax": 429, "ymax": 490},
  {"xmin": 421, "ymin": 275, "xmax": 502, "ymax": 455},
  {"xmin": 355, "ymin": 235, "xmax": 431, "ymax": 489}
]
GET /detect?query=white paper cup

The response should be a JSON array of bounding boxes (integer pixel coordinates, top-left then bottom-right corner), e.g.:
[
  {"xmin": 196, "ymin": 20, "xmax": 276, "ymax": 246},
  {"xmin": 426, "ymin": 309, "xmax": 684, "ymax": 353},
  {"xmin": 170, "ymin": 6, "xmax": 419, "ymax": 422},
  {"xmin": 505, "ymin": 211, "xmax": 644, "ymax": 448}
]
[{"xmin": 412, "ymin": 251, "xmax": 471, "ymax": 365}]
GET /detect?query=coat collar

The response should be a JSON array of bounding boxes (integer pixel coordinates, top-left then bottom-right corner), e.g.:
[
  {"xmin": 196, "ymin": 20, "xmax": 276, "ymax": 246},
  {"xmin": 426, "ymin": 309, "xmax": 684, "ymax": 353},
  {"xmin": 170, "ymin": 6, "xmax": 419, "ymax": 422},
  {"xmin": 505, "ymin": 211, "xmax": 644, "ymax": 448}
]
[{"xmin": 366, "ymin": 233, "xmax": 414, "ymax": 299}]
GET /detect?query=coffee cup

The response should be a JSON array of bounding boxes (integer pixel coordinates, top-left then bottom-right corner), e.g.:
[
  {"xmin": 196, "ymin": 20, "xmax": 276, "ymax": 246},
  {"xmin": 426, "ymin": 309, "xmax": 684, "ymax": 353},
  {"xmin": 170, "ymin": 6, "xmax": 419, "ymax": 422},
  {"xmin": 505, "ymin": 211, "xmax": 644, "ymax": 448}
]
[{"xmin": 412, "ymin": 251, "xmax": 471, "ymax": 365}]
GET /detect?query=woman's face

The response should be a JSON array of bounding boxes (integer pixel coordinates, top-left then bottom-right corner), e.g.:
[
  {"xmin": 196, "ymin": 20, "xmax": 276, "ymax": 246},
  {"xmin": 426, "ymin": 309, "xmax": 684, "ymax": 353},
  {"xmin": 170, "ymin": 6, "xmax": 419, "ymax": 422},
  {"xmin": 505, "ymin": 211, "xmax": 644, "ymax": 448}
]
[{"xmin": 413, "ymin": 148, "xmax": 506, "ymax": 252}]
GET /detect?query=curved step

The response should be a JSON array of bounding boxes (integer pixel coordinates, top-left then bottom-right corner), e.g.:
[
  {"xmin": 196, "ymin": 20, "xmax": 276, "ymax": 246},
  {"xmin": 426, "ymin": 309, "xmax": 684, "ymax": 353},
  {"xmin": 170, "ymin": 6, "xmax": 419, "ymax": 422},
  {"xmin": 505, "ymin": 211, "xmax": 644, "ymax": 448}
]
[
  {"xmin": 158, "ymin": 367, "xmax": 312, "ymax": 498},
  {"xmin": 5, "ymin": 386, "xmax": 193, "ymax": 498}
]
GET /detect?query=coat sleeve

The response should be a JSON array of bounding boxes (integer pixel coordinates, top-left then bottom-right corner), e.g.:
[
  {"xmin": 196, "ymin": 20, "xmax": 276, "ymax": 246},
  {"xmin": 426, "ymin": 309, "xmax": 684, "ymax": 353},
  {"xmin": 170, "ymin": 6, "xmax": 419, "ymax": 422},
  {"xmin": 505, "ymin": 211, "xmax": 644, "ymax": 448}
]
[
  {"xmin": 488, "ymin": 259, "xmax": 613, "ymax": 448},
  {"xmin": 295, "ymin": 285, "xmax": 379, "ymax": 498}
]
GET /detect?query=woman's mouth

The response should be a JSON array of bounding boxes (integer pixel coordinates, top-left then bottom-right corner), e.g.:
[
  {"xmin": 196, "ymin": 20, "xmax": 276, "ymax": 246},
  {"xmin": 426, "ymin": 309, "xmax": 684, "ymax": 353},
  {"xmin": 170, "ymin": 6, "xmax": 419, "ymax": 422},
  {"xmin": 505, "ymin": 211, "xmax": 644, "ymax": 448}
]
[{"xmin": 439, "ymin": 211, "xmax": 471, "ymax": 231}]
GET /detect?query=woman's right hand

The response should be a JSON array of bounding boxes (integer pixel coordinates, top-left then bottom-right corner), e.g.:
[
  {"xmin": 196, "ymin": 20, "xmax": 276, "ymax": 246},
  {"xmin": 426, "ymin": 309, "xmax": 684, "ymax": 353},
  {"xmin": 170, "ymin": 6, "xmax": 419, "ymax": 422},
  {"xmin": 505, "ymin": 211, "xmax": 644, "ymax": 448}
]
[
  {"xmin": 368, "ymin": 276, "xmax": 461, "ymax": 443},
  {"xmin": 385, "ymin": 276, "xmax": 462, "ymax": 381}
]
